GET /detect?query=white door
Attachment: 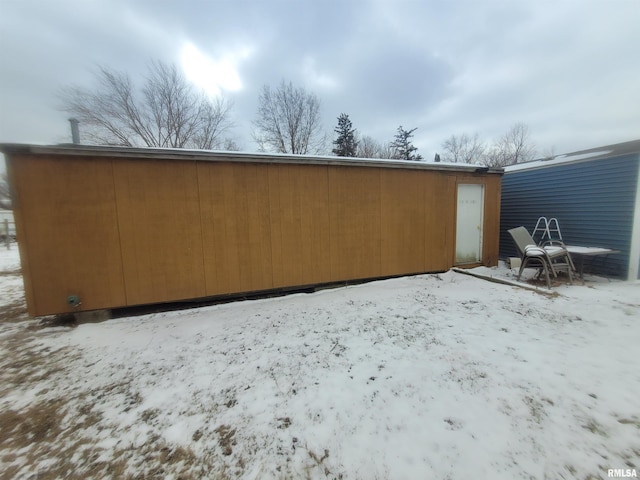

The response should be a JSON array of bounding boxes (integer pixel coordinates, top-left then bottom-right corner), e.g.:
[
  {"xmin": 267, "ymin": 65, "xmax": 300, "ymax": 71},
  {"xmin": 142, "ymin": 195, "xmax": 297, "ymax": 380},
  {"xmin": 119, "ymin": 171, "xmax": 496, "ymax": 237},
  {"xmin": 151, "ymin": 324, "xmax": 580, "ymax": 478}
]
[{"xmin": 455, "ymin": 184, "xmax": 484, "ymax": 264}]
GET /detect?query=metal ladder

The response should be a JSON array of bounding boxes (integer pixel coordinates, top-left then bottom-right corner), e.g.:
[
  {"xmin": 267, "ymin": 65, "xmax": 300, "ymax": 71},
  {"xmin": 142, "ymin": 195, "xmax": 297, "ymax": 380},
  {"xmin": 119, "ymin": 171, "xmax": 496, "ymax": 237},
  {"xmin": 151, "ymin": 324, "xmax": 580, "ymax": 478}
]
[{"xmin": 532, "ymin": 217, "xmax": 563, "ymax": 244}]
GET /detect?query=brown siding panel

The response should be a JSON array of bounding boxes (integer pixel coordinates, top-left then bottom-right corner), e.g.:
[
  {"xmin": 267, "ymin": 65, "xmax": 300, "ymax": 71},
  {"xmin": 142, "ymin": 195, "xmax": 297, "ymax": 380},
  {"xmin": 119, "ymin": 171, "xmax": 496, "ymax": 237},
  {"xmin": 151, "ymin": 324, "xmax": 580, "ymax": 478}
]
[
  {"xmin": 380, "ymin": 170, "xmax": 426, "ymax": 276},
  {"xmin": 268, "ymin": 164, "xmax": 331, "ymax": 287},
  {"xmin": 424, "ymin": 173, "xmax": 456, "ymax": 272},
  {"xmin": 329, "ymin": 166, "xmax": 381, "ymax": 280},
  {"xmin": 198, "ymin": 162, "xmax": 273, "ymax": 295},
  {"xmin": 9, "ymin": 155, "xmax": 125, "ymax": 316},
  {"xmin": 113, "ymin": 159, "xmax": 205, "ymax": 306},
  {"xmin": 482, "ymin": 175, "xmax": 501, "ymax": 266}
]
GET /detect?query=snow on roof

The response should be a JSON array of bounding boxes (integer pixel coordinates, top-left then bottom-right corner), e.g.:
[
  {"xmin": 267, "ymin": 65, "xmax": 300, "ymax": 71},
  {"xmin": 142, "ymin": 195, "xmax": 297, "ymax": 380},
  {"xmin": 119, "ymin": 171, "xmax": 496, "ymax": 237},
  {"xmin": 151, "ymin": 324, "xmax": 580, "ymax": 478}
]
[
  {"xmin": 505, "ymin": 139, "xmax": 640, "ymax": 173},
  {"xmin": 0, "ymin": 143, "xmax": 503, "ymax": 174},
  {"xmin": 506, "ymin": 150, "xmax": 613, "ymax": 172}
]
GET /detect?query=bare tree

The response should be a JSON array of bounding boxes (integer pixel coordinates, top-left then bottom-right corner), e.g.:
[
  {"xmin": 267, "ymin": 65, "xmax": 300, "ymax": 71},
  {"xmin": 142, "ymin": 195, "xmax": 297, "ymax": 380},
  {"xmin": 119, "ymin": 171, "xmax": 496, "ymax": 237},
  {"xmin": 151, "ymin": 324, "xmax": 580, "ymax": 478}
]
[
  {"xmin": 501, "ymin": 122, "xmax": 536, "ymax": 164},
  {"xmin": 541, "ymin": 145, "xmax": 557, "ymax": 160},
  {"xmin": 356, "ymin": 135, "xmax": 395, "ymax": 159},
  {"xmin": 441, "ymin": 132, "xmax": 485, "ymax": 164},
  {"xmin": 0, "ymin": 172, "xmax": 11, "ymax": 210},
  {"xmin": 481, "ymin": 147, "xmax": 506, "ymax": 168},
  {"xmin": 60, "ymin": 61, "xmax": 235, "ymax": 149},
  {"xmin": 481, "ymin": 122, "xmax": 536, "ymax": 167},
  {"xmin": 221, "ymin": 137, "xmax": 242, "ymax": 151},
  {"xmin": 252, "ymin": 80, "xmax": 324, "ymax": 154},
  {"xmin": 378, "ymin": 142, "xmax": 397, "ymax": 160},
  {"xmin": 356, "ymin": 135, "xmax": 379, "ymax": 158}
]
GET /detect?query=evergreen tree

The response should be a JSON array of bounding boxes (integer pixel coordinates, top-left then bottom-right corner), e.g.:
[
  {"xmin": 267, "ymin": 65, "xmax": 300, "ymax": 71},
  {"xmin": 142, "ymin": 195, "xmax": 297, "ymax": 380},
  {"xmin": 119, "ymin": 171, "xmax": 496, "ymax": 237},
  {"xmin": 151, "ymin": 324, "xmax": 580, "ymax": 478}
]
[
  {"xmin": 332, "ymin": 113, "xmax": 358, "ymax": 157},
  {"xmin": 390, "ymin": 126, "xmax": 423, "ymax": 161}
]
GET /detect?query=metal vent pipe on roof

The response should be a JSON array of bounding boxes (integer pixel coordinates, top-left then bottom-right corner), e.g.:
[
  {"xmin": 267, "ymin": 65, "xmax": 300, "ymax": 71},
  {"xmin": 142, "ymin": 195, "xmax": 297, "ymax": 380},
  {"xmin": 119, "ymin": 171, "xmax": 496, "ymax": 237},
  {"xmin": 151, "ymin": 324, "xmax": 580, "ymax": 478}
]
[{"xmin": 69, "ymin": 118, "xmax": 80, "ymax": 145}]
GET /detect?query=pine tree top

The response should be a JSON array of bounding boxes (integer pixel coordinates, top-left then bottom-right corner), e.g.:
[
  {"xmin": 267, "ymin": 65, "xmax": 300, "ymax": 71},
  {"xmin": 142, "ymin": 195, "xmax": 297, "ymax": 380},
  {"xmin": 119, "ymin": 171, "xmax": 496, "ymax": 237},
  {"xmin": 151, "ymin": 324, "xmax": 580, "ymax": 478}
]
[
  {"xmin": 332, "ymin": 113, "xmax": 358, "ymax": 157},
  {"xmin": 390, "ymin": 126, "xmax": 423, "ymax": 161}
]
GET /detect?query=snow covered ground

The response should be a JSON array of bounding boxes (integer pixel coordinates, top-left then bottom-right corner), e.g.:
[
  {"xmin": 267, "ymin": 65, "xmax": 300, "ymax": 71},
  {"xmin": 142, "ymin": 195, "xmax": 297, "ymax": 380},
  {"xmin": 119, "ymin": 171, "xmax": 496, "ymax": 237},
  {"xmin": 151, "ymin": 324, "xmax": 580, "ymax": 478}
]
[{"xmin": 1, "ymin": 245, "xmax": 639, "ymax": 479}]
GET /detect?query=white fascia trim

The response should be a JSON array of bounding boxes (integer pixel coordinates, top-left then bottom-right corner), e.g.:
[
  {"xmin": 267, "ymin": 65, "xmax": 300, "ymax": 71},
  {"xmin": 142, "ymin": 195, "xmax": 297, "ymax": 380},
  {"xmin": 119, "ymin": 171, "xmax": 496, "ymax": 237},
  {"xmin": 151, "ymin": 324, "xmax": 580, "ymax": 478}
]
[{"xmin": 628, "ymin": 156, "xmax": 640, "ymax": 280}]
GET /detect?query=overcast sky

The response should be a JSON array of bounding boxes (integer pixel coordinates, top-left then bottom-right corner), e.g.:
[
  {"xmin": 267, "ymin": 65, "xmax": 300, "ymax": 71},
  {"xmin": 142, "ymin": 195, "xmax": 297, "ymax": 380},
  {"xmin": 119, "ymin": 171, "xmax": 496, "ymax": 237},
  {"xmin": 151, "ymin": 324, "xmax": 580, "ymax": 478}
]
[{"xmin": 1, "ymin": 0, "xmax": 639, "ymax": 164}]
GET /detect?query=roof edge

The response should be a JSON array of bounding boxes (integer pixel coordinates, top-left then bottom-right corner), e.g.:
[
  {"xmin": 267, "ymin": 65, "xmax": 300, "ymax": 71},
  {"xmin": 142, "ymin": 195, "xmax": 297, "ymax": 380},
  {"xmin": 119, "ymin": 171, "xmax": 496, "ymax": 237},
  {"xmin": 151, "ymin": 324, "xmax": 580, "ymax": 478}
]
[
  {"xmin": 505, "ymin": 138, "xmax": 640, "ymax": 173},
  {"xmin": 0, "ymin": 143, "xmax": 503, "ymax": 175}
]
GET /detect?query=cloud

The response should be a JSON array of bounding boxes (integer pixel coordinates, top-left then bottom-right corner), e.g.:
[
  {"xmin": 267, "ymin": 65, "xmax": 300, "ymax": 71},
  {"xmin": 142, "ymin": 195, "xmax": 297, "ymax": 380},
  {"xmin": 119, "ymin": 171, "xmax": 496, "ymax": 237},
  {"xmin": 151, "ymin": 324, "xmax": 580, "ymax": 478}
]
[
  {"xmin": 181, "ymin": 42, "xmax": 253, "ymax": 97},
  {"xmin": 1, "ymin": 0, "xmax": 639, "ymax": 160},
  {"xmin": 302, "ymin": 56, "xmax": 338, "ymax": 90},
  {"xmin": 349, "ymin": 44, "xmax": 451, "ymax": 115}
]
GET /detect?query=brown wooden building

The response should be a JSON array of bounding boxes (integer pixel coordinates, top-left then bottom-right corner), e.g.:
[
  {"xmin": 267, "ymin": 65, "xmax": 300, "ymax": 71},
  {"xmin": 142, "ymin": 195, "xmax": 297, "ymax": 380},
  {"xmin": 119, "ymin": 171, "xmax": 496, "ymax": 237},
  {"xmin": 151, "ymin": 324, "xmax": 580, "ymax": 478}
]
[{"xmin": 1, "ymin": 144, "xmax": 503, "ymax": 317}]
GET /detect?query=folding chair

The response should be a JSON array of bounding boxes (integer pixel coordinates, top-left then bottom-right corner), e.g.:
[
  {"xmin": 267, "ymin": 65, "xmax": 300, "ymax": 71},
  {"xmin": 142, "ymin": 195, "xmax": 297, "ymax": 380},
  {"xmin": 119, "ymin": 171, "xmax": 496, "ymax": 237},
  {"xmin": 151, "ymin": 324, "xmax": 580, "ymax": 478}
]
[{"xmin": 508, "ymin": 226, "xmax": 574, "ymax": 288}]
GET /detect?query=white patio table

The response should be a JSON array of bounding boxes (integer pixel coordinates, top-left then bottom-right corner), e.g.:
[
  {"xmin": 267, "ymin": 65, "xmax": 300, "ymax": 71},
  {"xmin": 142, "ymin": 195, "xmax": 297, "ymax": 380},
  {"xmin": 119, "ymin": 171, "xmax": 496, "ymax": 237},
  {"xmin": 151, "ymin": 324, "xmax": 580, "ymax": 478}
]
[{"xmin": 565, "ymin": 246, "xmax": 620, "ymax": 280}]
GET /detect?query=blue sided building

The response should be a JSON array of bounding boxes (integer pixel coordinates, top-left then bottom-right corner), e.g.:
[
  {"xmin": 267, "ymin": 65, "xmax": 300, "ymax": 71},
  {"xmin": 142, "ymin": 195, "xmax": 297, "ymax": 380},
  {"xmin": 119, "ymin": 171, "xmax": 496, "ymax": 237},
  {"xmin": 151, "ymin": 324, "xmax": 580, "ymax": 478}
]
[{"xmin": 500, "ymin": 139, "xmax": 640, "ymax": 280}]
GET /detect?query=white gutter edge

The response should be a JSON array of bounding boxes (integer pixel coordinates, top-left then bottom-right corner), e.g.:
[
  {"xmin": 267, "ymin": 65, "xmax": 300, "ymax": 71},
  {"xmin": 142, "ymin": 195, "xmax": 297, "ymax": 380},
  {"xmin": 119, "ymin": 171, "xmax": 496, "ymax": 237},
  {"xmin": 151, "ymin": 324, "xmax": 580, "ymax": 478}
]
[{"xmin": 628, "ymin": 157, "xmax": 640, "ymax": 280}]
